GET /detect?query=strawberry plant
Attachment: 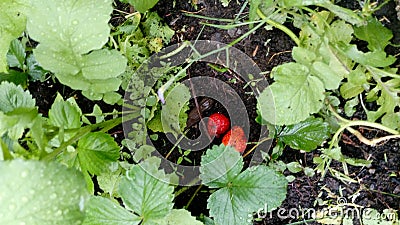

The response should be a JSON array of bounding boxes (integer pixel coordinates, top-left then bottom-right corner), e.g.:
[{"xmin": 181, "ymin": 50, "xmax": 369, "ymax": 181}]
[{"xmin": 200, "ymin": 145, "xmax": 287, "ymax": 225}]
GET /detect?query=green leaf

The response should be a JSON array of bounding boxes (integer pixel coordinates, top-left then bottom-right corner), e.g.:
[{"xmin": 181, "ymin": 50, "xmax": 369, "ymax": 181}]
[
  {"xmin": 123, "ymin": 0, "xmax": 159, "ymax": 13},
  {"xmin": 286, "ymin": 162, "xmax": 303, "ymax": 173},
  {"xmin": 326, "ymin": 20, "xmax": 354, "ymax": 44},
  {"xmin": 365, "ymin": 67, "xmax": 400, "ymax": 122},
  {"xmin": 118, "ymin": 164, "xmax": 174, "ymax": 224},
  {"xmin": 0, "ymin": 0, "xmax": 27, "ymax": 73},
  {"xmin": 81, "ymin": 49, "xmax": 127, "ymax": 80},
  {"xmin": 0, "ymin": 160, "xmax": 88, "ymax": 225},
  {"xmin": 0, "ymin": 82, "xmax": 38, "ymax": 140},
  {"xmin": 354, "ymin": 17, "xmax": 393, "ymax": 51},
  {"xmin": 83, "ymin": 196, "xmax": 141, "ymax": 225},
  {"xmin": 257, "ymin": 63, "xmax": 325, "ymax": 125},
  {"xmin": 96, "ymin": 167, "xmax": 122, "ymax": 198},
  {"xmin": 103, "ymin": 92, "xmax": 122, "ymax": 105},
  {"xmin": 142, "ymin": 12, "xmax": 174, "ymax": 44},
  {"xmin": 33, "ymin": 46, "xmax": 81, "ymax": 75},
  {"xmin": 155, "ymin": 209, "xmax": 204, "ymax": 225},
  {"xmin": 0, "ymin": 109, "xmax": 38, "ymax": 140},
  {"xmin": 201, "ymin": 146, "xmax": 287, "ymax": 225},
  {"xmin": 77, "ymin": 132, "xmax": 120, "ymax": 175},
  {"xmin": 278, "ymin": 117, "xmax": 330, "ymax": 151},
  {"xmin": 281, "ymin": 0, "xmax": 327, "ymax": 7},
  {"xmin": 27, "ymin": 0, "xmax": 112, "ymax": 55},
  {"xmin": 303, "ymin": 167, "xmax": 315, "ymax": 177},
  {"xmin": 49, "ymin": 98, "xmax": 82, "ymax": 129},
  {"xmin": 311, "ymin": 61, "xmax": 343, "ymax": 90},
  {"xmin": 317, "ymin": 2, "xmax": 365, "ymax": 25},
  {"xmin": 207, "ymin": 166, "xmax": 287, "ymax": 225},
  {"xmin": 200, "ymin": 144, "xmax": 243, "ymax": 188},
  {"xmin": 338, "ymin": 44, "xmax": 396, "ymax": 67},
  {"xmin": 0, "ymin": 70, "xmax": 28, "ymax": 87},
  {"xmin": 282, "ymin": 1, "xmax": 364, "ymax": 25},
  {"xmin": 27, "ymin": 0, "xmax": 127, "ymax": 103},
  {"xmin": 248, "ymin": 0, "xmax": 263, "ymax": 22},
  {"xmin": 161, "ymin": 83, "xmax": 190, "ymax": 137},
  {"xmin": 382, "ymin": 112, "xmax": 400, "ymax": 131},
  {"xmin": 147, "ymin": 110, "xmax": 164, "ymax": 132},
  {"xmin": 0, "ymin": 81, "xmax": 35, "ymax": 113},
  {"xmin": 340, "ymin": 67, "xmax": 368, "ymax": 99},
  {"xmin": 26, "ymin": 54, "xmax": 47, "ymax": 81},
  {"xmin": 344, "ymin": 97, "xmax": 359, "ymax": 117},
  {"xmin": 7, "ymin": 39, "xmax": 25, "ymax": 69}
]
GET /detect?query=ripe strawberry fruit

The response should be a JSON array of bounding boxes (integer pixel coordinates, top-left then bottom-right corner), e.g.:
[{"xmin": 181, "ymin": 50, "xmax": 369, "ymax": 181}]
[
  {"xmin": 222, "ymin": 126, "xmax": 247, "ymax": 153},
  {"xmin": 207, "ymin": 113, "xmax": 230, "ymax": 138}
]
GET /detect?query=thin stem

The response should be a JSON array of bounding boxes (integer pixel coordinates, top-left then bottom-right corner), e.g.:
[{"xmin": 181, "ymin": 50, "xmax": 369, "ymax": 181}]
[
  {"xmin": 256, "ymin": 8, "xmax": 300, "ymax": 46},
  {"xmin": 242, "ymin": 137, "xmax": 272, "ymax": 158},
  {"xmin": 41, "ymin": 117, "xmax": 122, "ymax": 161},
  {"xmin": 165, "ymin": 131, "xmax": 188, "ymax": 159},
  {"xmin": 185, "ymin": 184, "xmax": 203, "ymax": 209},
  {"xmin": 174, "ymin": 177, "xmax": 201, "ymax": 197},
  {"xmin": 228, "ymin": 20, "xmax": 266, "ymax": 47},
  {"xmin": 183, "ymin": 13, "xmax": 235, "ymax": 22}
]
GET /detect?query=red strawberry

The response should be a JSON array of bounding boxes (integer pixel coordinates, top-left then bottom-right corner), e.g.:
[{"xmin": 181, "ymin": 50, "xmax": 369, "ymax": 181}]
[
  {"xmin": 207, "ymin": 113, "xmax": 230, "ymax": 138},
  {"xmin": 222, "ymin": 126, "xmax": 247, "ymax": 153}
]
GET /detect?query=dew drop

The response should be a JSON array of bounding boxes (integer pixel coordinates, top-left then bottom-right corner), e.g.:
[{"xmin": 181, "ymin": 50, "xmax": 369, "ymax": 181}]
[
  {"xmin": 19, "ymin": 222, "xmax": 26, "ymax": 225},
  {"xmin": 72, "ymin": 20, "xmax": 78, "ymax": 25},
  {"xmin": 50, "ymin": 193, "xmax": 57, "ymax": 199},
  {"xmin": 21, "ymin": 196, "xmax": 28, "ymax": 203},
  {"xmin": 21, "ymin": 171, "xmax": 28, "ymax": 178},
  {"xmin": 9, "ymin": 204, "xmax": 16, "ymax": 211},
  {"xmin": 55, "ymin": 210, "xmax": 62, "ymax": 216}
]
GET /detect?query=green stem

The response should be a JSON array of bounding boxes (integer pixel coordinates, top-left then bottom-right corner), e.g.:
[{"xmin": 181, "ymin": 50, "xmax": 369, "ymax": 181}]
[
  {"xmin": 41, "ymin": 117, "xmax": 122, "ymax": 161},
  {"xmin": 185, "ymin": 184, "xmax": 203, "ymax": 209},
  {"xmin": 174, "ymin": 177, "xmax": 201, "ymax": 197},
  {"xmin": 228, "ymin": 20, "xmax": 266, "ymax": 46},
  {"xmin": 256, "ymin": 8, "xmax": 300, "ymax": 46}
]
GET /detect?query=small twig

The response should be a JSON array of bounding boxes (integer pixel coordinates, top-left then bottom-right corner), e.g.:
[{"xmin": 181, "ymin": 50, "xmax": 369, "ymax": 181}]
[
  {"xmin": 267, "ymin": 50, "xmax": 292, "ymax": 64},
  {"xmin": 242, "ymin": 137, "xmax": 271, "ymax": 158},
  {"xmin": 187, "ymin": 71, "xmax": 213, "ymax": 143}
]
